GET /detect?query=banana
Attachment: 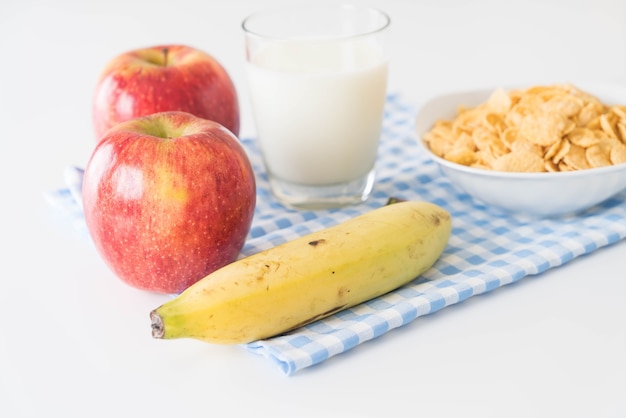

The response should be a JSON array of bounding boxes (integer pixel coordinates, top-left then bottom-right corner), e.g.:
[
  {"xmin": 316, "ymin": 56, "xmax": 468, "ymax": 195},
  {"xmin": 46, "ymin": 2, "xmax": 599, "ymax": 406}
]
[{"xmin": 150, "ymin": 200, "xmax": 452, "ymax": 345}]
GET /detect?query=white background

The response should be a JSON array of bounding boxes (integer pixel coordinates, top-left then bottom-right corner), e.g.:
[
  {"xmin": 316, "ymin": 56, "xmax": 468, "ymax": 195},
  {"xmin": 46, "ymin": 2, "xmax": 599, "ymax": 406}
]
[{"xmin": 1, "ymin": 0, "xmax": 625, "ymax": 417}]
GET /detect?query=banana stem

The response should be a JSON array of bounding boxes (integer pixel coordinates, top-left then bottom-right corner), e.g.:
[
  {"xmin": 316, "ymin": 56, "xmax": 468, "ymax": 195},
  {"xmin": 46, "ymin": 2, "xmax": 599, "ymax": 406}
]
[{"xmin": 386, "ymin": 197, "xmax": 406, "ymax": 205}]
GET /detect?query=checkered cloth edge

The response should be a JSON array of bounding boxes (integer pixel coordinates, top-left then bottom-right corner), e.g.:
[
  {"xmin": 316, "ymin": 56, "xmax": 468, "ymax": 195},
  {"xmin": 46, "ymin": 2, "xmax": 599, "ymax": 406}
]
[{"xmin": 44, "ymin": 93, "xmax": 626, "ymax": 376}]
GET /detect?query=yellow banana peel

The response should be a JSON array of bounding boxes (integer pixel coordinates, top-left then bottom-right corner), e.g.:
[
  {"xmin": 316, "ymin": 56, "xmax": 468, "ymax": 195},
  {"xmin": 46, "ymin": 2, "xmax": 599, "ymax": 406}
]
[{"xmin": 150, "ymin": 200, "xmax": 452, "ymax": 344}]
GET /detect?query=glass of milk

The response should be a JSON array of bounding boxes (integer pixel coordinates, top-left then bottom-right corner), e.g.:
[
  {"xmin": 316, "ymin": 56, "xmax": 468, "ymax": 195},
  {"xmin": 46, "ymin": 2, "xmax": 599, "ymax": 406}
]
[{"xmin": 242, "ymin": 5, "xmax": 390, "ymax": 209}]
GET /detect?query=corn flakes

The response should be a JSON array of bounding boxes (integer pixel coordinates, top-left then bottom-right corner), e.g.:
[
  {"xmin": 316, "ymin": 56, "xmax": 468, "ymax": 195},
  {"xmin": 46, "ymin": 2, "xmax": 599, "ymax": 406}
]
[{"xmin": 423, "ymin": 84, "xmax": 626, "ymax": 173}]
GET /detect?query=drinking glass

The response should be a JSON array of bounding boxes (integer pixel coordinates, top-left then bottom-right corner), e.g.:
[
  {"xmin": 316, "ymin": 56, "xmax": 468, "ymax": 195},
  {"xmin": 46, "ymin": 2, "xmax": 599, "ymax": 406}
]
[{"xmin": 242, "ymin": 5, "xmax": 390, "ymax": 209}]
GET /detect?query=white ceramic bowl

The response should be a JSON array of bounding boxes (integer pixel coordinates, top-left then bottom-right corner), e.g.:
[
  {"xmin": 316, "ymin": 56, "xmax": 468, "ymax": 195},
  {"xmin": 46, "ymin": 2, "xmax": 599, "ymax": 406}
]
[{"xmin": 415, "ymin": 83, "xmax": 626, "ymax": 217}]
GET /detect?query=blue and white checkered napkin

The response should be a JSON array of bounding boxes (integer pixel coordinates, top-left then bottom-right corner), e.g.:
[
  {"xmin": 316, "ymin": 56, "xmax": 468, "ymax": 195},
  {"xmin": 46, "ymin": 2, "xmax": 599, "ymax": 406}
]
[{"xmin": 45, "ymin": 94, "xmax": 626, "ymax": 376}]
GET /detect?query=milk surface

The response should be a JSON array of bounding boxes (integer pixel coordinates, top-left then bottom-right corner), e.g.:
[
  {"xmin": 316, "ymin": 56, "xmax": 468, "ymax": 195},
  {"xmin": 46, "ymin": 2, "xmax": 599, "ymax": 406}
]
[{"xmin": 246, "ymin": 40, "xmax": 388, "ymax": 186}]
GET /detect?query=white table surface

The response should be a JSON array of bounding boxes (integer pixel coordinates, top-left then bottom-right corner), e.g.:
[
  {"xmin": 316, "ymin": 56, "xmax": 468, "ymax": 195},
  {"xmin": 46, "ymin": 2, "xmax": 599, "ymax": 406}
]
[{"xmin": 2, "ymin": 0, "xmax": 625, "ymax": 417}]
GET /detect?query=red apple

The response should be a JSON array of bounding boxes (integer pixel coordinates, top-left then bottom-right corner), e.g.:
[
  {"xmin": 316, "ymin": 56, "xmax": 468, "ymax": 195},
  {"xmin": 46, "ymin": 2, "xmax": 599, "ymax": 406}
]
[
  {"xmin": 92, "ymin": 44, "xmax": 239, "ymax": 140},
  {"xmin": 82, "ymin": 111, "xmax": 256, "ymax": 294}
]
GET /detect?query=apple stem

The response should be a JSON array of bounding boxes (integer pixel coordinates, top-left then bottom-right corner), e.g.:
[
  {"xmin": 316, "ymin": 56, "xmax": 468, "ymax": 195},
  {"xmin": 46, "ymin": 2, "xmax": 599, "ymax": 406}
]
[
  {"xmin": 161, "ymin": 47, "xmax": 169, "ymax": 67},
  {"xmin": 150, "ymin": 310, "xmax": 165, "ymax": 338}
]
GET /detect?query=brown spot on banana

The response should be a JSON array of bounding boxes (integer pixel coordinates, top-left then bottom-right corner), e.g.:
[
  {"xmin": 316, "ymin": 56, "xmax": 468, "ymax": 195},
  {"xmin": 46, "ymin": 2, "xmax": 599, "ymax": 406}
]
[
  {"xmin": 308, "ymin": 239, "xmax": 327, "ymax": 247},
  {"xmin": 256, "ymin": 262, "xmax": 280, "ymax": 281},
  {"xmin": 430, "ymin": 211, "xmax": 451, "ymax": 226},
  {"xmin": 338, "ymin": 286, "xmax": 350, "ymax": 298}
]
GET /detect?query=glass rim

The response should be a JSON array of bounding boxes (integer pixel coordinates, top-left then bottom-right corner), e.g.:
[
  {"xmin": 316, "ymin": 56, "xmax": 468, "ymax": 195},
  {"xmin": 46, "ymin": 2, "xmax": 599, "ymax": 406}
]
[{"xmin": 241, "ymin": 4, "xmax": 391, "ymax": 41}]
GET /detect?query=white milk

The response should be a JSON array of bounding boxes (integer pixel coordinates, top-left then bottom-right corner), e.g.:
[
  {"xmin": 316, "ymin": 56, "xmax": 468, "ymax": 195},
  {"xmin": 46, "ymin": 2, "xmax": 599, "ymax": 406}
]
[{"xmin": 246, "ymin": 40, "xmax": 388, "ymax": 186}]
